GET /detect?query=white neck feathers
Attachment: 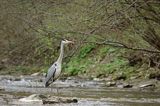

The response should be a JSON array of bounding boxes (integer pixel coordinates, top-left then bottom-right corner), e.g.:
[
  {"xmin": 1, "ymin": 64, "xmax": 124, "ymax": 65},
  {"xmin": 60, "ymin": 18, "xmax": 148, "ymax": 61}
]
[{"xmin": 57, "ymin": 42, "xmax": 64, "ymax": 64}]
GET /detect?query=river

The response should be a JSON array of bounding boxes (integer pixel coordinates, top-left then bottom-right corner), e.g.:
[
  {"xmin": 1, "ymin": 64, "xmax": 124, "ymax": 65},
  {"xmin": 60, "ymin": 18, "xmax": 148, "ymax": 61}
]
[{"xmin": 0, "ymin": 75, "xmax": 159, "ymax": 106}]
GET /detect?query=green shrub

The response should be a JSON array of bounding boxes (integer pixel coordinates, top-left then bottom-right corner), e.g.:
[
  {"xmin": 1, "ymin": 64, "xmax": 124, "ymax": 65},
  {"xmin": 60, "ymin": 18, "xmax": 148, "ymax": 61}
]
[{"xmin": 78, "ymin": 44, "xmax": 96, "ymax": 58}]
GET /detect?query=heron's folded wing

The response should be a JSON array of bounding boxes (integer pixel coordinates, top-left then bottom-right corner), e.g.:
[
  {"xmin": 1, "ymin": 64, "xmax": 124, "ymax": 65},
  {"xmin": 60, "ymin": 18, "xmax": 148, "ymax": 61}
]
[{"xmin": 45, "ymin": 63, "xmax": 57, "ymax": 87}]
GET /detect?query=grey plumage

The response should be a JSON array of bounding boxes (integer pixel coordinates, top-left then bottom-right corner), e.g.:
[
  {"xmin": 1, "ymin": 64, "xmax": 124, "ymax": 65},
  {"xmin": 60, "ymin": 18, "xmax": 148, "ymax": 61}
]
[
  {"xmin": 45, "ymin": 62, "xmax": 57, "ymax": 87},
  {"xmin": 44, "ymin": 40, "xmax": 74, "ymax": 87}
]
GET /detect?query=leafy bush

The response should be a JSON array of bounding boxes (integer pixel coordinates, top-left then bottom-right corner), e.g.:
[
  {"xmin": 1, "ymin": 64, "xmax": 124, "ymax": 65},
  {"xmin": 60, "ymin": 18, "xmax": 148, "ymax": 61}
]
[{"xmin": 78, "ymin": 44, "xmax": 96, "ymax": 58}]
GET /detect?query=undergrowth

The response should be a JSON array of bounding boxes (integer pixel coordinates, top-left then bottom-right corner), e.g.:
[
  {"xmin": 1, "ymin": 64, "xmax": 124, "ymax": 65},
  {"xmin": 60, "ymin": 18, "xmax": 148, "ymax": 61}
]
[{"xmin": 64, "ymin": 43, "xmax": 134, "ymax": 78}]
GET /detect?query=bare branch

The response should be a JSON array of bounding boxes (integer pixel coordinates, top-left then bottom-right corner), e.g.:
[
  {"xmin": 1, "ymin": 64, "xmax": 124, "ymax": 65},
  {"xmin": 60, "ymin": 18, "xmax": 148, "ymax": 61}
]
[{"xmin": 84, "ymin": 40, "xmax": 160, "ymax": 54}]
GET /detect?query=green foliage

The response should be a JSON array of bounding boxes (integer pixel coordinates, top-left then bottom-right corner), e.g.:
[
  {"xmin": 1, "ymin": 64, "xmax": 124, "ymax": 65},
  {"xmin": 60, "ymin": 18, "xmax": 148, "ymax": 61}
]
[
  {"xmin": 99, "ymin": 46, "xmax": 118, "ymax": 55},
  {"xmin": 106, "ymin": 58, "xmax": 128, "ymax": 72},
  {"xmin": 99, "ymin": 47, "xmax": 110, "ymax": 55},
  {"xmin": 65, "ymin": 57, "xmax": 92, "ymax": 76},
  {"xmin": 96, "ymin": 58, "xmax": 128, "ymax": 74},
  {"xmin": 78, "ymin": 44, "xmax": 96, "ymax": 58},
  {"xmin": 66, "ymin": 65, "xmax": 82, "ymax": 76},
  {"xmin": 64, "ymin": 44, "xmax": 96, "ymax": 76},
  {"xmin": 65, "ymin": 43, "xmax": 128, "ymax": 77}
]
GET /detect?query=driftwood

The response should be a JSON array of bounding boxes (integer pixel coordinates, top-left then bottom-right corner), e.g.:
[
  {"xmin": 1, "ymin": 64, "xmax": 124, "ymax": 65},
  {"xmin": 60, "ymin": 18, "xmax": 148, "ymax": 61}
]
[{"xmin": 42, "ymin": 98, "xmax": 78, "ymax": 104}]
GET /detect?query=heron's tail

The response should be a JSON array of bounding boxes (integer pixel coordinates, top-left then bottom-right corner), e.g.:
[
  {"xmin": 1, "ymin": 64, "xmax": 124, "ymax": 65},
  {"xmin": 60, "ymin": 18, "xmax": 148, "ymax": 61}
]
[
  {"xmin": 45, "ymin": 79, "xmax": 54, "ymax": 87},
  {"xmin": 45, "ymin": 81, "xmax": 50, "ymax": 87}
]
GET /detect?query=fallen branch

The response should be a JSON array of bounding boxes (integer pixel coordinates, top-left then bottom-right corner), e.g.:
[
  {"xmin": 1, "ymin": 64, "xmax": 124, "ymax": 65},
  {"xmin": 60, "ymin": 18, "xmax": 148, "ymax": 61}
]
[{"xmin": 84, "ymin": 40, "xmax": 160, "ymax": 54}]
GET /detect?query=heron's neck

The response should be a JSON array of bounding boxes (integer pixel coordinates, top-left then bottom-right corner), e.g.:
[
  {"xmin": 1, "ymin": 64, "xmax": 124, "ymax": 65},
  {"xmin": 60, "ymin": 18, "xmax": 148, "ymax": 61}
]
[{"xmin": 57, "ymin": 42, "xmax": 64, "ymax": 64}]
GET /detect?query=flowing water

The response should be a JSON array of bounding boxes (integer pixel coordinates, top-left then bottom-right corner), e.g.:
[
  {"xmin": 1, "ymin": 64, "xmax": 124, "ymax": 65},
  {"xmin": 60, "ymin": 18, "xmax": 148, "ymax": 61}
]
[{"xmin": 0, "ymin": 75, "xmax": 160, "ymax": 106}]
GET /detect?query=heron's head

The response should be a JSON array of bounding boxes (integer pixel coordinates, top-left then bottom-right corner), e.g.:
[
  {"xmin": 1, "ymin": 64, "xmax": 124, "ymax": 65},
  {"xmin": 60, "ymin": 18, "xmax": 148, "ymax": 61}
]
[{"xmin": 62, "ymin": 39, "xmax": 74, "ymax": 44}]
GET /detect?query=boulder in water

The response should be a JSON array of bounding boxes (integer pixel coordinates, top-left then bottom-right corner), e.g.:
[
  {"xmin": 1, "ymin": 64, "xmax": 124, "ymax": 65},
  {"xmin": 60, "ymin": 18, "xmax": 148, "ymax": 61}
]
[{"xmin": 19, "ymin": 94, "xmax": 47, "ymax": 102}]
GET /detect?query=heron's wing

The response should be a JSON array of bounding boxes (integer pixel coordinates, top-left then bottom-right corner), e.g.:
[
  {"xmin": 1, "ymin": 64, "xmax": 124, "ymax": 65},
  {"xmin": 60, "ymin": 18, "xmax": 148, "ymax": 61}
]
[{"xmin": 45, "ymin": 62, "xmax": 57, "ymax": 87}]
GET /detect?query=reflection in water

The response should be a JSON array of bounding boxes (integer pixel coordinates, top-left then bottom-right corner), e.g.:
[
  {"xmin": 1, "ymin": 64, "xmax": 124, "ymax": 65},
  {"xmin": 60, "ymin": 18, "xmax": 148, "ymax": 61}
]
[{"xmin": 0, "ymin": 75, "xmax": 160, "ymax": 106}]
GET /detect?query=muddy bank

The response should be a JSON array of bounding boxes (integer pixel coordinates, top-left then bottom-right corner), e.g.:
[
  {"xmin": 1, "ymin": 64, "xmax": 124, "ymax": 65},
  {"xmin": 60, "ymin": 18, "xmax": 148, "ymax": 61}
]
[{"xmin": 0, "ymin": 75, "xmax": 160, "ymax": 106}]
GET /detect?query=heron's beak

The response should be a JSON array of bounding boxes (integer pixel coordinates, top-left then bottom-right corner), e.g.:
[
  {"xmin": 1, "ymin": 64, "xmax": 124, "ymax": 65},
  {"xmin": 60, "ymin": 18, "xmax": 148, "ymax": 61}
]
[{"xmin": 68, "ymin": 41, "xmax": 74, "ymax": 44}]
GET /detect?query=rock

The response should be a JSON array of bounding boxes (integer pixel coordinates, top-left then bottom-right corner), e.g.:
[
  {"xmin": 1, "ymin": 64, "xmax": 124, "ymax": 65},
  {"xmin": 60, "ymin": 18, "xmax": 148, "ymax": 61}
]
[
  {"xmin": 19, "ymin": 94, "xmax": 47, "ymax": 102},
  {"xmin": 114, "ymin": 73, "xmax": 126, "ymax": 81},
  {"xmin": 117, "ymin": 84, "xmax": 124, "ymax": 88},
  {"xmin": 103, "ymin": 76, "xmax": 112, "ymax": 81},
  {"xmin": 106, "ymin": 81, "xmax": 116, "ymax": 87},
  {"xmin": 93, "ymin": 78, "xmax": 101, "ymax": 81},
  {"xmin": 31, "ymin": 72, "xmax": 40, "ymax": 76},
  {"xmin": 67, "ymin": 77, "xmax": 77, "ymax": 80},
  {"xmin": 14, "ymin": 78, "xmax": 21, "ymax": 81},
  {"xmin": 123, "ymin": 83, "xmax": 133, "ymax": 88},
  {"xmin": 117, "ymin": 83, "xmax": 133, "ymax": 88}
]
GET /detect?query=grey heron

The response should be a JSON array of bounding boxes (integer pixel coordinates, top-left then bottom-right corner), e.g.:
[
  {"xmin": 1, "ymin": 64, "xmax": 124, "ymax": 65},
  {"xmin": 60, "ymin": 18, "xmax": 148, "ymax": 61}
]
[{"xmin": 45, "ymin": 39, "xmax": 74, "ymax": 87}]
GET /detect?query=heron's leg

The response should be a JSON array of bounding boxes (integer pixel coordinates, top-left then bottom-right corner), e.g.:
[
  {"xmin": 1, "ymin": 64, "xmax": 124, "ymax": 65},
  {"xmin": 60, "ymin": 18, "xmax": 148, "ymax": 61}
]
[
  {"xmin": 51, "ymin": 86, "xmax": 53, "ymax": 93},
  {"xmin": 56, "ymin": 87, "xmax": 61, "ymax": 101},
  {"xmin": 51, "ymin": 78, "xmax": 54, "ymax": 93}
]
